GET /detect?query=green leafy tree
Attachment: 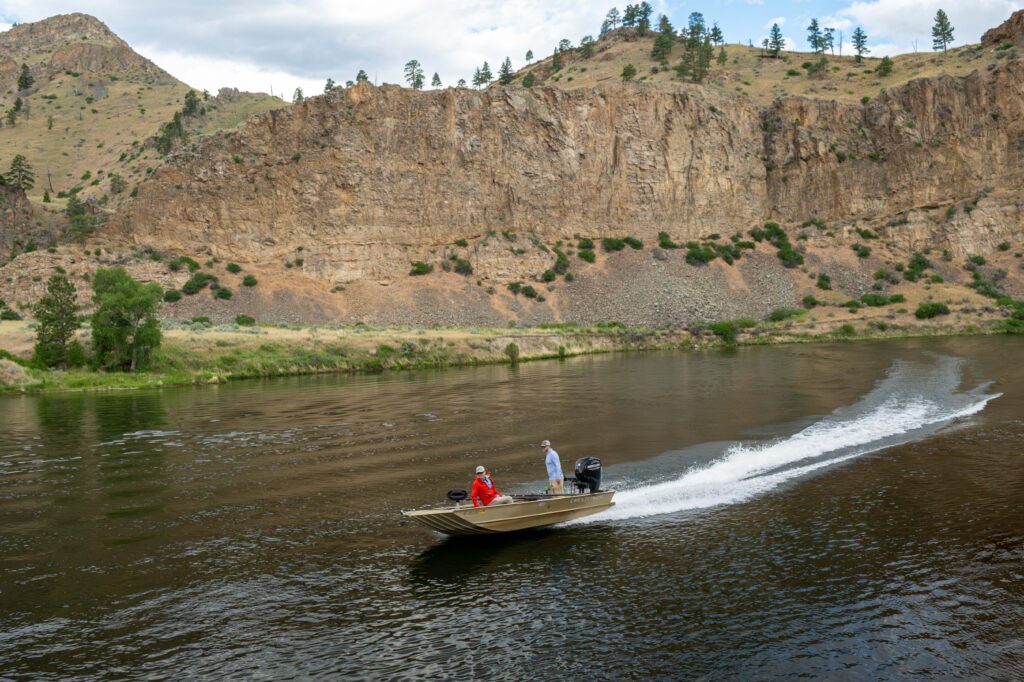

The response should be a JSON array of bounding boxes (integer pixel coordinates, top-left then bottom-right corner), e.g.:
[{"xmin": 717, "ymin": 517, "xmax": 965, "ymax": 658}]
[
  {"xmin": 17, "ymin": 63, "xmax": 33, "ymax": 91},
  {"xmin": 852, "ymin": 27, "xmax": 869, "ymax": 62},
  {"xmin": 621, "ymin": 63, "xmax": 637, "ymax": 81},
  {"xmin": 90, "ymin": 267, "xmax": 163, "ymax": 372},
  {"xmin": 7, "ymin": 154, "xmax": 34, "ymax": 190},
  {"xmin": 604, "ymin": 7, "xmax": 621, "ymax": 31},
  {"xmin": 807, "ymin": 18, "xmax": 824, "ymax": 53},
  {"xmin": 5, "ymin": 108, "xmax": 16, "ymax": 127},
  {"xmin": 769, "ymin": 24, "xmax": 785, "ymax": 57},
  {"xmin": 431, "ymin": 72, "xmax": 442, "ymax": 87},
  {"xmin": 356, "ymin": 69, "xmax": 369, "ymax": 82},
  {"xmin": 932, "ymin": 9, "xmax": 954, "ymax": 52},
  {"xmin": 404, "ymin": 59, "xmax": 425, "ymax": 89},
  {"xmin": 457, "ymin": 78, "xmax": 467, "ymax": 87},
  {"xmin": 526, "ymin": 49, "xmax": 534, "ymax": 63},
  {"xmin": 498, "ymin": 57, "xmax": 514, "ymax": 85},
  {"xmin": 32, "ymin": 275, "xmax": 79, "ymax": 369},
  {"xmin": 876, "ymin": 55, "xmax": 894, "ymax": 76}
]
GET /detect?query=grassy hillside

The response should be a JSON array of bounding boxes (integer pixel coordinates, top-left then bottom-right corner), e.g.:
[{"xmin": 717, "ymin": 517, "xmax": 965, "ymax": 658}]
[
  {"xmin": 519, "ymin": 28, "xmax": 1009, "ymax": 106},
  {"xmin": 0, "ymin": 15, "xmax": 284, "ymax": 211}
]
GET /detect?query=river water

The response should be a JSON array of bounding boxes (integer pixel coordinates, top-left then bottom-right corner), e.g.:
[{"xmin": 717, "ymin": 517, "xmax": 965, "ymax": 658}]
[{"xmin": 1, "ymin": 337, "xmax": 1022, "ymax": 680}]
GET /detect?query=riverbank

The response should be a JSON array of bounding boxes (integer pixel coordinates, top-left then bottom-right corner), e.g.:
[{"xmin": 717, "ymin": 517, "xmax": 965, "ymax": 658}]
[{"xmin": 0, "ymin": 310, "xmax": 1018, "ymax": 394}]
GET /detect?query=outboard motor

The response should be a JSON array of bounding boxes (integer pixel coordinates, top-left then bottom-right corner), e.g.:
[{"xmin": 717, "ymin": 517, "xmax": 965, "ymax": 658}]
[{"xmin": 574, "ymin": 457, "xmax": 603, "ymax": 494}]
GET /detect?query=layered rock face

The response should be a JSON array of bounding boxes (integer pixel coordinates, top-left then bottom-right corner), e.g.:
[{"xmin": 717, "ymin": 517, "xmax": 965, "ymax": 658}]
[{"xmin": 116, "ymin": 83, "xmax": 767, "ymax": 282}]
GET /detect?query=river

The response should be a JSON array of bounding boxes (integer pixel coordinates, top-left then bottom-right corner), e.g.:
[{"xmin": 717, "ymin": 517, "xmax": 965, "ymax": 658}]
[{"xmin": 1, "ymin": 337, "xmax": 1022, "ymax": 679}]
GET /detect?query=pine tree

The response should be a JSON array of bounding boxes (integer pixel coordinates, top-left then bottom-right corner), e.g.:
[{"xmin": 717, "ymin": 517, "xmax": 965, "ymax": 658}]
[
  {"xmin": 824, "ymin": 27, "xmax": 836, "ymax": 55},
  {"xmin": 8, "ymin": 155, "xmax": 34, "ymax": 190},
  {"xmin": 710, "ymin": 23, "xmax": 724, "ymax": 46},
  {"xmin": 480, "ymin": 61, "xmax": 492, "ymax": 82},
  {"xmin": 932, "ymin": 9, "xmax": 954, "ymax": 53},
  {"xmin": 652, "ymin": 32, "xmax": 674, "ymax": 60},
  {"xmin": 658, "ymin": 14, "xmax": 674, "ymax": 36},
  {"xmin": 522, "ymin": 72, "xmax": 535, "ymax": 87},
  {"xmin": 807, "ymin": 19, "xmax": 823, "ymax": 53},
  {"xmin": 579, "ymin": 35, "xmax": 595, "ymax": 58},
  {"xmin": 293, "ymin": 87, "xmax": 304, "ymax": 103},
  {"xmin": 605, "ymin": 7, "xmax": 621, "ymax": 30},
  {"xmin": 431, "ymin": 72, "xmax": 442, "ymax": 87},
  {"xmin": 717, "ymin": 46, "xmax": 727, "ymax": 65},
  {"xmin": 526, "ymin": 49, "xmax": 534, "ymax": 63},
  {"xmin": 876, "ymin": 55, "xmax": 894, "ymax": 76},
  {"xmin": 636, "ymin": 2, "xmax": 653, "ymax": 35},
  {"xmin": 621, "ymin": 63, "xmax": 637, "ymax": 81},
  {"xmin": 852, "ymin": 27, "xmax": 869, "ymax": 62},
  {"xmin": 558, "ymin": 38, "xmax": 572, "ymax": 52},
  {"xmin": 457, "ymin": 78, "xmax": 467, "ymax": 88},
  {"xmin": 356, "ymin": 69, "xmax": 369, "ymax": 82},
  {"xmin": 498, "ymin": 58, "xmax": 514, "ymax": 85},
  {"xmin": 622, "ymin": 4, "xmax": 638, "ymax": 28},
  {"xmin": 404, "ymin": 60, "xmax": 425, "ymax": 89},
  {"xmin": 551, "ymin": 48, "xmax": 563, "ymax": 71},
  {"xmin": 472, "ymin": 67, "xmax": 484, "ymax": 88},
  {"xmin": 324, "ymin": 78, "xmax": 336, "ymax": 93},
  {"xmin": 17, "ymin": 63, "xmax": 33, "ymax": 92},
  {"xmin": 32, "ymin": 275, "xmax": 79, "ymax": 369},
  {"xmin": 769, "ymin": 24, "xmax": 785, "ymax": 57},
  {"xmin": 182, "ymin": 90, "xmax": 200, "ymax": 116}
]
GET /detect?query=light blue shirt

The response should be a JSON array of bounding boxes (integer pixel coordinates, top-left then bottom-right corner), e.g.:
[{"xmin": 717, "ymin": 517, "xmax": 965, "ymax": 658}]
[{"xmin": 545, "ymin": 448, "xmax": 563, "ymax": 481}]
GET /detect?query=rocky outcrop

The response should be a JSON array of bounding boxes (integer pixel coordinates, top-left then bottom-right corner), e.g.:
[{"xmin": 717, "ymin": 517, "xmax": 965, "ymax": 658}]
[{"xmin": 982, "ymin": 10, "xmax": 1024, "ymax": 47}]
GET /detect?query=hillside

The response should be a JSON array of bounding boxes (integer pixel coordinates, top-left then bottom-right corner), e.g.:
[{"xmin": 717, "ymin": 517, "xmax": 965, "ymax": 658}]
[
  {"xmin": 0, "ymin": 13, "xmax": 283, "ymax": 213},
  {"xmin": 518, "ymin": 25, "xmax": 1014, "ymax": 108},
  {"xmin": 1, "ymin": 11, "xmax": 1024, "ymax": 332}
]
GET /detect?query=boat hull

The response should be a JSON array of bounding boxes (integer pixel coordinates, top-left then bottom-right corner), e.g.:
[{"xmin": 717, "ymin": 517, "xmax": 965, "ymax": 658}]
[{"xmin": 403, "ymin": 491, "xmax": 615, "ymax": 535}]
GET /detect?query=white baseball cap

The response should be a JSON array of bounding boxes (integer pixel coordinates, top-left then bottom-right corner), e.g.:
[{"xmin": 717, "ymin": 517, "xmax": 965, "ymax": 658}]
[
  {"xmin": 541, "ymin": 440, "xmax": 551, "ymax": 446},
  {"xmin": 475, "ymin": 465, "xmax": 486, "ymax": 474}
]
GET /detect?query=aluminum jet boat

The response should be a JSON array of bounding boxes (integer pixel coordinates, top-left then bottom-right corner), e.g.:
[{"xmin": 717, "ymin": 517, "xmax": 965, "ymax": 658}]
[{"xmin": 402, "ymin": 457, "xmax": 614, "ymax": 536}]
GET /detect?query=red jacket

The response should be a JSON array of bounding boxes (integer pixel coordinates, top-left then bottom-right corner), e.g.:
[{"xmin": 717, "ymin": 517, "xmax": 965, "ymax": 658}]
[{"xmin": 471, "ymin": 476, "xmax": 502, "ymax": 507}]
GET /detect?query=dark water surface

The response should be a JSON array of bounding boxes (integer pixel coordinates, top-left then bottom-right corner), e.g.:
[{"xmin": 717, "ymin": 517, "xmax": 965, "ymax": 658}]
[{"xmin": 1, "ymin": 337, "xmax": 1022, "ymax": 680}]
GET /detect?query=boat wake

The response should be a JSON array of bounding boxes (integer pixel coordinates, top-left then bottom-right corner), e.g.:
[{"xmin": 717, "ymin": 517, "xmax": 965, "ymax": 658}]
[{"xmin": 577, "ymin": 355, "xmax": 999, "ymax": 523}]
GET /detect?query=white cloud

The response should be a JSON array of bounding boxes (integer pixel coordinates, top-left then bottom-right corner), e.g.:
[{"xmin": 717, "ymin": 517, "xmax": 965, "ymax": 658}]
[
  {"xmin": 839, "ymin": 0, "xmax": 1024, "ymax": 52},
  {"xmin": 766, "ymin": 15, "xmax": 787, "ymax": 28},
  {"xmin": 0, "ymin": 0, "xmax": 612, "ymax": 94}
]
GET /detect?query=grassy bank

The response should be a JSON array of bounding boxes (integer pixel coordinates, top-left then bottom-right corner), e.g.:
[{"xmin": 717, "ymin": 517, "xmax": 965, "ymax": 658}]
[{"xmin": 0, "ymin": 314, "xmax": 1016, "ymax": 394}]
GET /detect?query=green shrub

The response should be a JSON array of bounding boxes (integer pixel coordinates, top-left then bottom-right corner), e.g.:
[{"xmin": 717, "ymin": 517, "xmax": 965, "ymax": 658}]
[
  {"xmin": 215, "ymin": 287, "xmax": 233, "ymax": 300},
  {"xmin": 182, "ymin": 272, "xmax": 216, "ymax": 295},
  {"xmin": 903, "ymin": 252, "xmax": 931, "ymax": 282},
  {"xmin": 226, "ymin": 262, "xmax": 242, "ymax": 274},
  {"xmin": 504, "ymin": 342, "xmax": 520, "ymax": 363},
  {"xmin": 838, "ymin": 324, "xmax": 856, "ymax": 337},
  {"xmin": 578, "ymin": 249, "xmax": 596, "ymax": 263},
  {"xmin": 997, "ymin": 241, "xmax": 1011, "ymax": 251},
  {"xmin": 802, "ymin": 295, "xmax": 820, "ymax": 308},
  {"xmin": 0, "ymin": 309, "xmax": 22, "ymax": 320},
  {"xmin": 602, "ymin": 238, "xmax": 626, "ymax": 252},
  {"xmin": 623, "ymin": 236, "xmax": 643, "ymax": 250},
  {"xmin": 859, "ymin": 293, "xmax": 890, "ymax": 307},
  {"xmin": 169, "ymin": 256, "xmax": 200, "ymax": 272},
  {"xmin": 454, "ymin": 238, "xmax": 469, "ymax": 247},
  {"xmin": 967, "ymin": 254, "xmax": 986, "ymax": 266},
  {"xmin": 507, "ymin": 282, "xmax": 522, "ymax": 295},
  {"xmin": 409, "ymin": 261, "xmax": 433, "ymax": 276},
  {"xmin": 802, "ymin": 216, "xmax": 826, "ymax": 229},
  {"xmin": 685, "ymin": 241, "xmax": 717, "ymax": 265},
  {"xmin": 708, "ymin": 318, "xmax": 757, "ymax": 344},
  {"xmin": 929, "ymin": 275, "xmax": 943, "ymax": 284},
  {"xmin": 658, "ymin": 231, "xmax": 680, "ymax": 249},
  {"xmin": 889, "ymin": 294, "xmax": 906, "ymax": 303},
  {"xmin": 777, "ymin": 245, "xmax": 804, "ymax": 268},
  {"xmin": 542, "ymin": 269, "xmax": 556, "ymax": 282},
  {"xmin": 191, "ymin": 316, "xmax": 212, "ymax": 326},
  {"xmin": 163, "ymin": 289, "xmax": 182, "ymax": 303},
  {"xmin": 552, "ymin": 248, "xmax": 571, "ymax": 274},
  {"xmin": 851, "ymin": 243, "xmax": 872, "ymax": 258},
  {"xmin": 578, "ymin": 237, "xmax": 594, "ymax": 250},
  {"xmin": 521, "ymin": 285, "xmax": 538, "ymax": 298},
  {"xmin": 235, "ymin": 314, "xmax": 256, "ymax": 326},
  {"xmin": 564, "ymin": 273, "xmax": 575, "ymax": 282},
  {"xmin": 454, "ymin": 259, "xmax": 473, "ymax": 275},
  {"xmin": 816, "ymin": 273, "xmax": 831, "ymax": 290},
  {"xmin": 242, "ymin": 275, "xmax": 258, "ymax": 287},
  {"xmin": 768, "ymin": 308, "xmax": 803, "ymax": 322},
  {"xmin": 856, "ymin": 228, "xmax": 878, "ymax": 240},
  {"xmin": 915, "ymin": 302, "xmax": 950, "ymax": 319}
]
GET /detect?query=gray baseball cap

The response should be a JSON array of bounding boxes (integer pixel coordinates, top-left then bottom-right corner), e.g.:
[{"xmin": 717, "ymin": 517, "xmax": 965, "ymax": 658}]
[{"xmin": 475, "ymin": 465, "xmax": 486, "ymax": 474}]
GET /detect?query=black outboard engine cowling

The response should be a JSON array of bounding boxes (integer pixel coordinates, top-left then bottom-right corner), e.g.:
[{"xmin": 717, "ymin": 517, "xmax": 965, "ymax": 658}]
[{"xmin": 574, "ymin": 457, "xmax": 603, "ymax": 494}]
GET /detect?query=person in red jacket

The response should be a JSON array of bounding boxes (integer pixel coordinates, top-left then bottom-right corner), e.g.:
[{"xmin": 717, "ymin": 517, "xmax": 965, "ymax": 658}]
[{"xmin": 471, "ymin": 466, "xmax": 513, "ymax": 507}]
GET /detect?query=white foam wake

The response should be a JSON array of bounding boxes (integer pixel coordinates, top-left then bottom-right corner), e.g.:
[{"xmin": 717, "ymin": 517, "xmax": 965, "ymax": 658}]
[{"xmin": 577, "ymin": 392, "xmax": 996, "ymax": 523}]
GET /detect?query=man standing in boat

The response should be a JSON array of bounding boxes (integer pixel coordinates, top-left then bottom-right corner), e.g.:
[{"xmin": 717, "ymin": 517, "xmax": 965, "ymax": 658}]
[
  {"xmin": 542, "ymin": 440, "xmax": 564, "ymax": 494},
  {"xmin": 471, "ymin": 466, "xmax": 513, "ymax": 507}
]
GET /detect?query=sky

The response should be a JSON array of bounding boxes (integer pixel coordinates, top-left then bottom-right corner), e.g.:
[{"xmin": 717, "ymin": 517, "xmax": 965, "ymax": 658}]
[{"xmin": 0, "ymin": 0, "xmax": 1020, "ymax": 98}]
